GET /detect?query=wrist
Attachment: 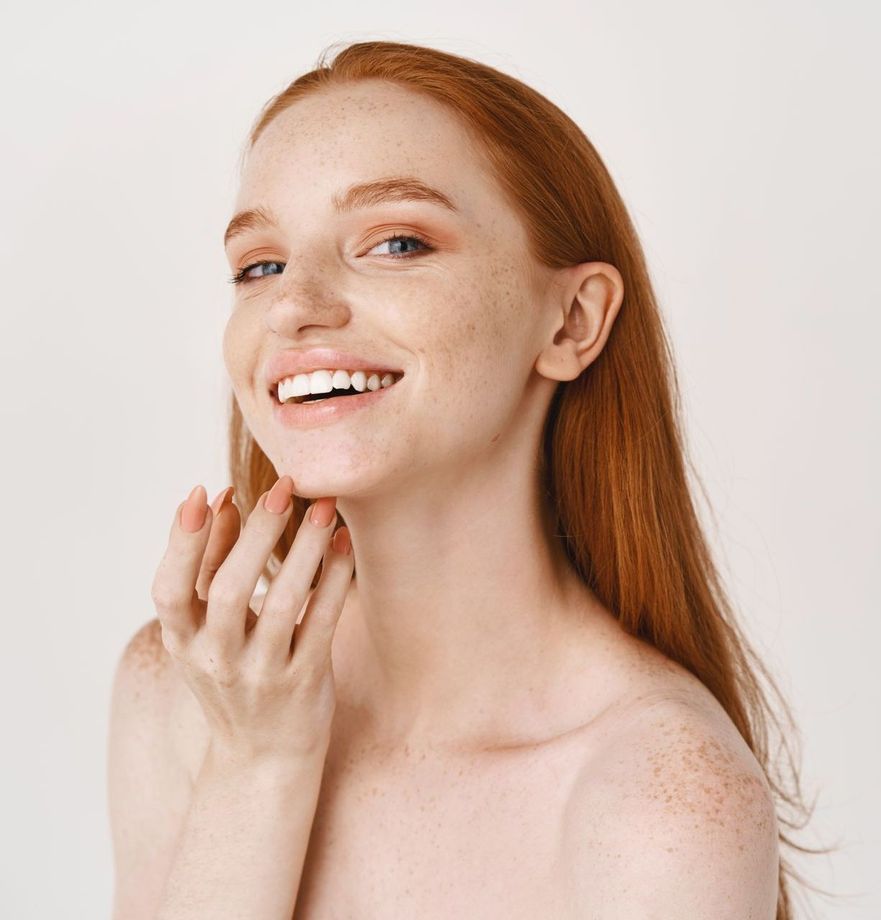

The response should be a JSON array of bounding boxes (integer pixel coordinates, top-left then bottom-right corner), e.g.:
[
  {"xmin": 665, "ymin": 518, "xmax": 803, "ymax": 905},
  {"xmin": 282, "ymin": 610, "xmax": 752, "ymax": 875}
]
[{"xmin": 203, "ymin": 738, "xmax": 329, "ymax": 785}]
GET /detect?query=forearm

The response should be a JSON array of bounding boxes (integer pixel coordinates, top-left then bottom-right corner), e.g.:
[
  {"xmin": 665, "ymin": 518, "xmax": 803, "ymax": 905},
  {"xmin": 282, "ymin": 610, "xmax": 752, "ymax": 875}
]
[{"xmin": 155, "ymin": 744, "xmax": 327, "ymax": 920}]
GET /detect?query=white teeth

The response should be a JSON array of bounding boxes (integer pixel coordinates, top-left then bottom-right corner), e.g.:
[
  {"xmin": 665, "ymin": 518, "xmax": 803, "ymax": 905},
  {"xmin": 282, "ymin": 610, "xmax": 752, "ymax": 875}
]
[
  {"xmin": 286, "ymin": 374, "xmax": 310, "ymax": 398},
  {"xmin": 276, "ymin": 368, "xmax": 401, "ymax": 404},
  {"xmin": 308, "ymin": 369, "xmax": 334, "ymax": 394}
]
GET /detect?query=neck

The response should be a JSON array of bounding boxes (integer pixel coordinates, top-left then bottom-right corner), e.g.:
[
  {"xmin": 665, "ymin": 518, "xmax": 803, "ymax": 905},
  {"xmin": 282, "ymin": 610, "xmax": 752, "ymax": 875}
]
[{"xmin": 331, "ymin": 445, "xmax": 609, "ymax": 752}]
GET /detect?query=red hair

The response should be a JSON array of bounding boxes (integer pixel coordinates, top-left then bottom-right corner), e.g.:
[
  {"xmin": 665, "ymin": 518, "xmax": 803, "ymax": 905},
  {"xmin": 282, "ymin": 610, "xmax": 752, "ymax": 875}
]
[{"xmin": 226, "ymin": 40, "xmax": 823, "ymax": 918}]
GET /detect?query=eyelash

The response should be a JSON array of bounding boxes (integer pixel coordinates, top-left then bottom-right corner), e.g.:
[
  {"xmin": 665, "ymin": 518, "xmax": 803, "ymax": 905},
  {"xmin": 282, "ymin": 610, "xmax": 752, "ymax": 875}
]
[{"xmin": 227, "ymin": 231, "xmax": 434, "ymax": 285}]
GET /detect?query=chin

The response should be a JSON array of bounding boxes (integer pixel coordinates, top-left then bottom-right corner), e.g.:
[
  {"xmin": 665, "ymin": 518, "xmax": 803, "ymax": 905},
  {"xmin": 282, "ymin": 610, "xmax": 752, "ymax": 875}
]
[{"xmin": 269, "ymin": 464, "xmax": 393, "ymax": 502}]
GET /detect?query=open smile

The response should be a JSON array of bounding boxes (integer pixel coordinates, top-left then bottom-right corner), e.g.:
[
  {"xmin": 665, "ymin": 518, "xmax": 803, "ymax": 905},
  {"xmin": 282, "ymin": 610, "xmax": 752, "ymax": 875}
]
[{"xmin": 268, "ymin": 372, "xmax": 404, "ymax": 428}]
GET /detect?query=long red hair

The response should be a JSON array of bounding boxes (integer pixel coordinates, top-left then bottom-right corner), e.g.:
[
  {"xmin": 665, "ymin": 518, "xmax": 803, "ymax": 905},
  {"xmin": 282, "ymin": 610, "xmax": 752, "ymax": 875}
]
[{"xmin": 226, "ymin": 40, "xmax": 822, "ymax": 918}]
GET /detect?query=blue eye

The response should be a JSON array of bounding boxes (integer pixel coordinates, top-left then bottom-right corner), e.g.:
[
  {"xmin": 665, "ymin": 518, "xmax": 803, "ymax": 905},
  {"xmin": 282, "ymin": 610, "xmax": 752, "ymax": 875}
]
[
  {"xmin": 368, "ymin": 232, "xmax": 432, "ymax": 258},
  {"xmin": 227, "ymin": 260, "xmax": 284, "ymax": 286},
  {"xmin": 227, "ymin": 232, "xmax": 434, "ymax": 285}
]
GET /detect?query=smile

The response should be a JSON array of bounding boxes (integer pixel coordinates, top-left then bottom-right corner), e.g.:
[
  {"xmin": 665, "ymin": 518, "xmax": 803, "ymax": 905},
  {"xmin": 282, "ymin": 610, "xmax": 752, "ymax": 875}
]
[
  {"xmin": 269, "ymin": 368, "xmax": 405, "ymax": 428},
  {"xmin": 273, "ymin": 368, "xmax": 404, "ymax": 405}
]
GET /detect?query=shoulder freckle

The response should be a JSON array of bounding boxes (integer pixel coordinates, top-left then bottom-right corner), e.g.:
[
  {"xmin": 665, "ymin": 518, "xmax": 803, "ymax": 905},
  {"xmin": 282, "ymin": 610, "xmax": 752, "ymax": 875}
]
[
  {"xmin": 123, "ymin": 617, "xmax": 172, "ymax": 680},
  {"xmin": 637, "ymin": 702, "xmax": 778, "ymax": 848},
  {"xmin": 563, "ymin": 696, "xmax": 780, "ymax": 914}
]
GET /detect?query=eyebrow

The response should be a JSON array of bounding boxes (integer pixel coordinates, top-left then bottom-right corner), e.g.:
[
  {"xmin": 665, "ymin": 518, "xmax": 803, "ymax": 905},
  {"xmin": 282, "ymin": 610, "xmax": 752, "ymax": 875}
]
[{"xmin": 223, "ymin": 176, "xmax": 459, "ymax": 249}]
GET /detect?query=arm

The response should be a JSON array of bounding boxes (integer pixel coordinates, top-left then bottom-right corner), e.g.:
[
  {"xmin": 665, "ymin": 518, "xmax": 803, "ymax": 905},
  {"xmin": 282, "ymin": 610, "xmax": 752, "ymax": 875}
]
[
  {"xmin": 108, "ymin": 618, "xmax": 329, "ymax": 920},
  {"xmin": 155, "ymin": 741, "xmax": 327, "ymax": 920},
  {"xmin": 143, "ymin": 479, "xmax": 353, "ymax": 919},
  {"xmin": 108, "ymin": 618, "xmax": 198, "ymax": 920}
]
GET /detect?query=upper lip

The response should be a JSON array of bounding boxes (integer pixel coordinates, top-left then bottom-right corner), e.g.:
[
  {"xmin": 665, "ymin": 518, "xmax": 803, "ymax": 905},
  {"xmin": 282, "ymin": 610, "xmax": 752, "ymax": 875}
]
[{"xmin": 265, "ymin": 348, "xmax": 405, "ymax": 390}]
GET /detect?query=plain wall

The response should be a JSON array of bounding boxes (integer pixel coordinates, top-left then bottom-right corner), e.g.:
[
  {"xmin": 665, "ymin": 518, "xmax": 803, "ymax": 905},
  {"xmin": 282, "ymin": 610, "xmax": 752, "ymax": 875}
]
[{"xmin": 1, "ymin": 1, "xmax": 877, "ymax": 916}]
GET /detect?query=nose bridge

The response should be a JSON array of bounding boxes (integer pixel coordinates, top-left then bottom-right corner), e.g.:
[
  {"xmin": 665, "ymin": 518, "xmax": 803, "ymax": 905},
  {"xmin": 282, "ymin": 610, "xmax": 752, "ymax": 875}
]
[{"xmin": 265, "ymin": 254, "xmax": 348, "ymax": 329}]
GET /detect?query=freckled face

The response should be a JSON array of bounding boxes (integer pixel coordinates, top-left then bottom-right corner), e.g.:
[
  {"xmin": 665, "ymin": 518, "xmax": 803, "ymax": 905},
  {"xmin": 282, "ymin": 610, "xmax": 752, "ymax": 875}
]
[{"xmin": 222, "ymin": 79, "xmax": 551, "ymax": 499}]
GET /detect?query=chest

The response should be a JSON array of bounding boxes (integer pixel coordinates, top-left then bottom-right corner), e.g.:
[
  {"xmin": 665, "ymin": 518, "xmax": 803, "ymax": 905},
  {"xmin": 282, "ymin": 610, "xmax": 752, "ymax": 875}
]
[{"xmin": 292, "ymin": 740, "xmax": 583, "ymax": 919}]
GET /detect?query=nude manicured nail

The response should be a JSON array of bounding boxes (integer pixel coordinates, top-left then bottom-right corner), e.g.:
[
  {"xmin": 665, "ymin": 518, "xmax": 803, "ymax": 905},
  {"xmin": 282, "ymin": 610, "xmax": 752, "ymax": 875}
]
[
  {"xmin": 264, "ymin": 475, "xmax": 293, "ymax": 514},
  {"xmin": 210, "ymin": 486, "xmax": 234, "ymax": 516},
  {"xmin": 310, "ymin": 496, "xmax": 337, "ymax": 527},
  {"xmin": 180, "ymin": 484, "xmax": 208, "ymax": 533},
  {"xmin": 332, "ymin": 526, "xmax": 351, "ymax": 554}
]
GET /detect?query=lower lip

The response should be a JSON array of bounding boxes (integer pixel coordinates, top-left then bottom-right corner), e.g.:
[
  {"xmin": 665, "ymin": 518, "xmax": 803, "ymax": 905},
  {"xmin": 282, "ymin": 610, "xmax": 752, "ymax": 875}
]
[{"xmin": 270, "ymin": 378, "xmax": 402, "ymax": 428}]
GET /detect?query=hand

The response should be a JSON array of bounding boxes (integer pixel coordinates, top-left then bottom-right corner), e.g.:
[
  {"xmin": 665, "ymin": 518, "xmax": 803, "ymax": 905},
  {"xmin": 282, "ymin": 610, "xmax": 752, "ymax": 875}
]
[{"xmin": 150, "ymin": 475, "xmax": 354, "ymax": 766}]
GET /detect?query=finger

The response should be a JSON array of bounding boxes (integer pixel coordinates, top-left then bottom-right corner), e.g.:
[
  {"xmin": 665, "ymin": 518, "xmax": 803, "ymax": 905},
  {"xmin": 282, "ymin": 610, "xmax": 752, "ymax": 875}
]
[
  {"xmin": 151, "ymin": 484, "xmax": 214, "ymax": 647},
  {"xmin": 204, "ymin": 475, "xmax": 297, "ymax": 650},
  {"xmin": 247, "ymin": 496, "xmax": 339, "ymax": 667},
  {"xmin": 195, "ymin": 487, "xmax": 240, "ymax": 601},
  {"xmin": 291, "ymin": 526, "xmax": 354, "ymax": 666}
]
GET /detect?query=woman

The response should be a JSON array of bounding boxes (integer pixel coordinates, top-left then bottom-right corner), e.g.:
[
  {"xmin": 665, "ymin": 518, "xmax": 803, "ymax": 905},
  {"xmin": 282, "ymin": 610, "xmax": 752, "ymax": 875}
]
[{"xmin": 108, "ymin": 40, "xmax": 815, "ymax": 919}]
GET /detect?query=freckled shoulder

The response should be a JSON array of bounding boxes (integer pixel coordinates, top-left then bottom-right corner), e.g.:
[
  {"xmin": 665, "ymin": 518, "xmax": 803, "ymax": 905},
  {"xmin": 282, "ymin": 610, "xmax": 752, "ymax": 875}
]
[
  {"xmin": 561, "ymin": 692, "xmax": 780, "ymax": 918},
  {"xmin": 122, "ymin": 616, "xmax": 174, "ymax": 681}
]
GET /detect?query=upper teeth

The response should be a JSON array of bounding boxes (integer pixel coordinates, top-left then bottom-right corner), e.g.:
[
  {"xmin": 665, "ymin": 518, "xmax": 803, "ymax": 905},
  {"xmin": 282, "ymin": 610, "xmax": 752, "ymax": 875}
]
[{"xmin": 276, "ymin": 369, "xmax": 401, "ymax": 402}]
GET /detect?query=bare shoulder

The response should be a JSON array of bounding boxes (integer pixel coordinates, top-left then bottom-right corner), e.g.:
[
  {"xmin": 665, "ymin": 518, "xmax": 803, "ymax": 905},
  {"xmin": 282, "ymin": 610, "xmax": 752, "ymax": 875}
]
[
  {"xmin": 560, "ymin": 660, "xmax": 780, "ymax": 918},
  {"xmin": 114, "ymin": 616, "xmax": 208, "ymax": 783},
  {"xmin": 108, "ymin": 619, "xmax": 184, "ymax": 918},
  {"xmin": 115, "ymin": 615, "xmax": 189, "ymax": 708},
  {"xmin": 116, "ymin": 616, "xmax": 175, "ymax": 690}
]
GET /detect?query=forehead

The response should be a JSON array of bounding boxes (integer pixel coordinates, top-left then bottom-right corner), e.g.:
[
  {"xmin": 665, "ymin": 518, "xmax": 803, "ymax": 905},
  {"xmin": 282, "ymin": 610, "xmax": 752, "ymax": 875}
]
[{"xmin": 235, "ymin": 80, "xmax": 501, "ymax": 223}]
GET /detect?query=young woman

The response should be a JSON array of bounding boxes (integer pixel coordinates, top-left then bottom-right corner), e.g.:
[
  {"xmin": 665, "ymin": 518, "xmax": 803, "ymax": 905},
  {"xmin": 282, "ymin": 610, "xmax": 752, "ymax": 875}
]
[{"xmin": 108, "ymin": 40, "xmax": 814, "ymax": 920}]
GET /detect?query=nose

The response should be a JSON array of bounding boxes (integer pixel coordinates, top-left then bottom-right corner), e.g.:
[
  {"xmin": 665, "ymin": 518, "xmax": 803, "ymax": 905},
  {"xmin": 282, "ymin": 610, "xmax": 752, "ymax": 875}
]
[{"xmin": 265, "ymin": 271, "xmax": 352, "ymax": 337}]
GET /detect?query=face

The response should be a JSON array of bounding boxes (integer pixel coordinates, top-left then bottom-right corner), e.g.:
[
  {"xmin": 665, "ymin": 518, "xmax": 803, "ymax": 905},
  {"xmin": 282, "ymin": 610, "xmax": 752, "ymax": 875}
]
[{"xmin": 222, "ymin": 79, "xmax": 560, "ymax": 500}]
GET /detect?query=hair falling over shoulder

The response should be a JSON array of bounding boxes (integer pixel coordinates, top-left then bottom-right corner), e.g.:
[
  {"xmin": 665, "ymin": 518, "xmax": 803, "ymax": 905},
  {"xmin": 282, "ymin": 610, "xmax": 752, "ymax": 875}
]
[{"xmin": 224, "ymin": 39, "xmax": 831, "ymax": 919}]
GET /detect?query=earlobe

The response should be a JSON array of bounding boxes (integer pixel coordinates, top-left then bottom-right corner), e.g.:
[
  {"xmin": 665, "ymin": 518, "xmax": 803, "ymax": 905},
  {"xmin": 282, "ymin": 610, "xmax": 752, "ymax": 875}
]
[{"xmin": 535, "ymin": 261, "xmax": 625, "ymax": 382}]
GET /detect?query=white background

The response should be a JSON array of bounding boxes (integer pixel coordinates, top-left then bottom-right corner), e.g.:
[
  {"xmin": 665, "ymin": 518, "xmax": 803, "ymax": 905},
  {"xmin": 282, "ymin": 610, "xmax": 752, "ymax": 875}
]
[{"xmin": 1, "ymin": 2, "xmax": 877, "ymax": 917}]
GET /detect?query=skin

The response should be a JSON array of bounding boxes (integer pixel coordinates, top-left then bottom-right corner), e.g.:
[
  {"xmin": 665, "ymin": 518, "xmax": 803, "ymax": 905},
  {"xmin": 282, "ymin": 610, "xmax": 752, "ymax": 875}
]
[{"xmin": 203, "ymin": 78, "xmax": 780, "ymax": 916}]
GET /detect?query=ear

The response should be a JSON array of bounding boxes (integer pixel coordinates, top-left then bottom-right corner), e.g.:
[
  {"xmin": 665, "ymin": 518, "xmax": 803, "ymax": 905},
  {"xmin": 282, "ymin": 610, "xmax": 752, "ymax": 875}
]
[{"xmin": 534, "ymin": 261, "xmax": 624, "ymax": 382}]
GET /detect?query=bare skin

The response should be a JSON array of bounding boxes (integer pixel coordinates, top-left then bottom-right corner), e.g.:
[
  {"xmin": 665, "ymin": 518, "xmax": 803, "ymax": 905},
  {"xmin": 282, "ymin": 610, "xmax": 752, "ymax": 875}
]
[
  {"xmin": 158, "ymin": 584, "xmax": 778, "ymax": 918},
  {"xmin": 143, "ymin": 78, "xmax": 779, "ymax": 917}
]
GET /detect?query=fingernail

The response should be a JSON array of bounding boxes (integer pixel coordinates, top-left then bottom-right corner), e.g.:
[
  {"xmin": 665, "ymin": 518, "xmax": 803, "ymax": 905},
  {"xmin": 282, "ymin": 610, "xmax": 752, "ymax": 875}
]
[
  {"xmin": 310, "ymin": 496, "xmax": 337, "ymax": 527},
  {"xmin": 210, "ymin": 486, "xmax": 234, "ymax": 516},
  {"xmin": 264, "ymin": 475, "xmax": 293, "ymax": 514},
  {"xmin": 180, "ymin": 484, "xmax": 208, "ymax": 532},
  {"xmin": 332, "ymin": 526, "xmax": 351, "ymax": 554}
]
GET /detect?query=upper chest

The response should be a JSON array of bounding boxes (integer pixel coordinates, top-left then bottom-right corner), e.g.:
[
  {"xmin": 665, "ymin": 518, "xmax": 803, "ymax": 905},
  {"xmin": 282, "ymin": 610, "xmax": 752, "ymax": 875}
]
[
  {"xmin": 168, "ymin": 679, "xmax": 608, "ymax": 919},
  {"xmin": 167, "ymin": 593, "xmax": 706, "ymax": 917},
  {"xmin": 292, "ymin": 728, "xmax": 591, "ymax": 920}
]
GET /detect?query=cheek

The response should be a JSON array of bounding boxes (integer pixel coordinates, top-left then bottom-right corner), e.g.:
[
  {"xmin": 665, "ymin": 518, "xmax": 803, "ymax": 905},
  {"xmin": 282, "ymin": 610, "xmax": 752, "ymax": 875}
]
[
  {"xmin": 418, "ymin": 267, "xmax": 531, "ymax": 417},
  {"xmin": 222, "ymin": 311, "xmax": 259, "ymax": 391}
]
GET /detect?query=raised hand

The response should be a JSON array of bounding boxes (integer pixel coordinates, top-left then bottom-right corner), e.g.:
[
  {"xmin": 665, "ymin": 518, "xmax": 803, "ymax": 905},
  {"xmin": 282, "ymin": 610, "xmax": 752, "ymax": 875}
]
[{"xmin": 150, "ymin": 475, "xmax": 354, "ymax": 767}]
